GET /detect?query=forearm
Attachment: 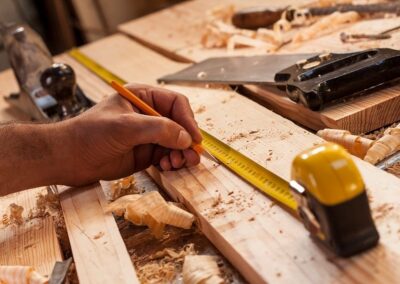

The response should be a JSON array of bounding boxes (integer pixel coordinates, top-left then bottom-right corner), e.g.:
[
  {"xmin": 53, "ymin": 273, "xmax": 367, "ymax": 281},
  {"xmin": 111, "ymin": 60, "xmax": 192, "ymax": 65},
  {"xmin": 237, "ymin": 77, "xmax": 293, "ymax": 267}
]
[{"xmin": 0, "ymin": 122, "xmax": 70, "ymax": 196}]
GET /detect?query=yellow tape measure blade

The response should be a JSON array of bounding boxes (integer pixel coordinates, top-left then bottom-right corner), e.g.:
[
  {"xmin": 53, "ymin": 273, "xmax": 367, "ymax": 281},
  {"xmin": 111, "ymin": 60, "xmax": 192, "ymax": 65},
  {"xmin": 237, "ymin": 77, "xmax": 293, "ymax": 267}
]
[{"xmin": 201, "ymin": 130, "xmax": 297, "ymax": 211}]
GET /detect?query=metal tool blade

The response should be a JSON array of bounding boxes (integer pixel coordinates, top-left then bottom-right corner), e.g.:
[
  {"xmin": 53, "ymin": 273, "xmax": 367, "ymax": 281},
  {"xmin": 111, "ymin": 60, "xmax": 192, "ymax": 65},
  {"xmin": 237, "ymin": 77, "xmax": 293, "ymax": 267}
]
[
  {"xmin": 49, "ymin": 258, "xmax": 73, "ymax": 284},
  {"xmin": 158, "ymin": 53, "xmax": 317, "ymax": 85},
  {"xmin": 376, "ymin": 151, "xmax": 400, "ymax": 170}
]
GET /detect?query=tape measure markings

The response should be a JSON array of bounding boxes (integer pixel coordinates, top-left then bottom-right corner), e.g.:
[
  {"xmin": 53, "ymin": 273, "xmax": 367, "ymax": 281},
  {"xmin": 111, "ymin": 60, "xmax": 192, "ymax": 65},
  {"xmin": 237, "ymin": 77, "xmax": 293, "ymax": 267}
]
[{"xmin": 68, "ymin": 48, "xmax": 297, "ymax": 212}]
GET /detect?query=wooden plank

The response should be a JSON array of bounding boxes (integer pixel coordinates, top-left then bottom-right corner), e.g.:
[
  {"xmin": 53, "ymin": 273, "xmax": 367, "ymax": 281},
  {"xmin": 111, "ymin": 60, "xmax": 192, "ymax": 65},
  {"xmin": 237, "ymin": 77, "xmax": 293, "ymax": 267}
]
[
  {"xmin": 118, "ymin": 1, "xmax": 400, "ymax": 133},
  {"xmin": 59, "ymin": 183, "xmax": 139, "ymax": 284},
  {"xmin": 73, "ymin": 34, "xmax": 400, "ymax": 283},
  {"xmin": 0, "ymin": 217, "xmax": 61, "ymax": 277},
  {"xmin": 0, "ymin": 188, "xmax": 63, "ymax": 276}
]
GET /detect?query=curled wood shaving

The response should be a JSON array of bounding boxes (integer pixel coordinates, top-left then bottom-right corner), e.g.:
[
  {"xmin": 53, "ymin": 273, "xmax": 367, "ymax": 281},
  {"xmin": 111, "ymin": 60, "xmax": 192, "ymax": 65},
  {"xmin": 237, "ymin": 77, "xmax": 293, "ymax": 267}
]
[
  {"xmin": 292, "ymin": 11, "xmax": 360, "ymax": 43},
  {"xmin": 110, "ymin": 175, "xmax": 140, "ymax": 200},
  {"xmin": 364, "ymin": 124, "xmax": 400, "ymax": 164},
  {"xmin": 317, "ymin": 129, "xmax": 374, "ymax": 158},
  {"xmin": 201, "ymin": 5, "xmax": 283, "ymax": 51},
  {"xmin": 182, "ymin": 255, "xmax": 224, "ymax": 284},
  {"xmin": 107, "ymin": 191, "xmax": 195, "ymax": 238},
  {"xmin": 0, "ymin": 266, "xmax": 48, "ymax": 284}
]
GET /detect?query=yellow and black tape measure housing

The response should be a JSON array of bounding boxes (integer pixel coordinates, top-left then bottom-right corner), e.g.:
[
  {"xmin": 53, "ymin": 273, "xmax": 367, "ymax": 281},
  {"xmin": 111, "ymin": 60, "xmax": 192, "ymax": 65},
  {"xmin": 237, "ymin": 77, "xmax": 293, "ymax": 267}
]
[{"xmin": 291, "ymin": 143, "xmax": 379, "ymax": 257}]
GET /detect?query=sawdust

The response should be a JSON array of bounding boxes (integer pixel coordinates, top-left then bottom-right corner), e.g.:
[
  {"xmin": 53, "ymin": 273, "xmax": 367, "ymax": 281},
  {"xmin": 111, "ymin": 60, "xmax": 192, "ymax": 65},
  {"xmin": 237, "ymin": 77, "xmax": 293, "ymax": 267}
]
[
  {"xmin": 93, "ymin": 231, "xmax": 105, "ymax": 240},
  {"xmin": 373, "ymin": 203, "xmax": 394, "ymax": 221},
  {"xmin": 120, "ymin": 224, "xmax": 241, "ymax": 284},
  {"xmin": 135, "ymin": 243, "xmax": 196, "ymax": 283},
  {"xmin": 194, "ymin": 105, "xmax": 206, "ymax": 114},
  {"xmin": 386, "ymin": 162, "xmax": 400, "ymax": 178},
  {"xmin": 7, "ymin": 203, "xmax": 24, "ymax": 225}
]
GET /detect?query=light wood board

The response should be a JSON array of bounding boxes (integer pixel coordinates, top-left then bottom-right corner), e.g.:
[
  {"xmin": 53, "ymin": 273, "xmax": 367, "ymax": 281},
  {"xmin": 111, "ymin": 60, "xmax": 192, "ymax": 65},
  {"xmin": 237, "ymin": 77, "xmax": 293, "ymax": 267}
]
[
  {"xmin": 0, "ymin": 187, "xmax": 62, "ymax": 276},
  {"xmin": 118, "ymin": 0, "xmax": 400, "ymax": 134},
  {"xmin": 71, "ymin": 34, "xmax": 400, "ymax": 283},
  {"xmin": 59, "ymin": 183, "xmax": 139, "ymax": 284}
]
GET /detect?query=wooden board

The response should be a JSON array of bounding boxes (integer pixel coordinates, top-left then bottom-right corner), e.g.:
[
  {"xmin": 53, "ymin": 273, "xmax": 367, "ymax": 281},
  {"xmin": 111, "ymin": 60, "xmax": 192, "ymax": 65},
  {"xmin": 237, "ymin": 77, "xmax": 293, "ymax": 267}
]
[
  {"xmin": 118, "ymin": 0, "xmax": 400, "ymax": 134},
  {"xmin": 72, "ymin": 34, "xmax": 400, "ymax": 283},
  {"xmin": 0, "ymin": 187, "xmax": 62, "ymax": 276},
  {"xmin": 59, "ymin": 183, "xmax": 139, "ymax": 284}
]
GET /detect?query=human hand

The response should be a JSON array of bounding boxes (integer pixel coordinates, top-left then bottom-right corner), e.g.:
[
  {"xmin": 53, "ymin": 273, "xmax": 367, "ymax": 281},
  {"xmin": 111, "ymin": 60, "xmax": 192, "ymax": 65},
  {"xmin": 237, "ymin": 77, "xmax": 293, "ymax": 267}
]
[{"xmin": 59, "ymin": 83, "xmax": 202, "ymax": 186}]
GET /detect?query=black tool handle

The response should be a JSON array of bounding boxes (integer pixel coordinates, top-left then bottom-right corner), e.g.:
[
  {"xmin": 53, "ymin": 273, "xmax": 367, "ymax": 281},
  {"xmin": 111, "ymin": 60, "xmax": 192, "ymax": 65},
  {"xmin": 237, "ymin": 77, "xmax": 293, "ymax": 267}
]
[
  {"xmin": 232, "ymin": 2, "xmax": 400, "ymax": 30},
  {"xmin": 232, "ymin": 7, "xmax": 284, "ymax": 29}
]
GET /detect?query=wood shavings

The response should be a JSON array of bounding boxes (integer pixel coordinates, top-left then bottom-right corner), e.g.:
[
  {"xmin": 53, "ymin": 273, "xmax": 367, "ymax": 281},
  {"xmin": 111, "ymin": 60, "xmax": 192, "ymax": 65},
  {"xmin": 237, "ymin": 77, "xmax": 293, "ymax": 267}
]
[
  {"xmin": 201, "ymin": 5, "xmax": 283, "ymax": 51},
  {"xmin": 293, "ymin": 11, "xmax": 360, "ymax": 43},
  {"xmin": 182, "ymin": 255, "xmax": 224, "ymax": 284},
  {"xmin": 107, "ymin": 192, "xmax": 194, "ymax": 238},
  {"xmin": 317, "ymin": 128, "xmax": 374, "ymax": 158},
  {"xmin": 364, "ymin": 124, "xmax": 400, "ymax": 165},
  {"xmin": 28, "ymin": 188, "xmax": 60, "ymax": 219},
  {"xmin": 7, "ymin": 203, "xmax": 24, "ymax": 226},
  {"xmin": 0, "ymin": 265, "xmax": 48, "ymax": 284},
  {"xmin": 194, "ymin": 105, "xmax": 206, "ymax": 114},
  {"xmin": 110, "ymin": 175, "xmax": 140, "ymax": 200},
  {"xmin": 135, "ymin": 243, "xmax": 196, "ymax": 284}
]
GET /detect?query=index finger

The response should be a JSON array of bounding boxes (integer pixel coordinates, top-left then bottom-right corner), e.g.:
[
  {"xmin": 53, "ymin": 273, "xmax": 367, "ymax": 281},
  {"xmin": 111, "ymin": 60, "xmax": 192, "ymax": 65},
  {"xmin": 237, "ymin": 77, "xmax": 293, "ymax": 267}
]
[{"xmin": 125, "ymin": 83, "xmax": 202, "ymax": 144}]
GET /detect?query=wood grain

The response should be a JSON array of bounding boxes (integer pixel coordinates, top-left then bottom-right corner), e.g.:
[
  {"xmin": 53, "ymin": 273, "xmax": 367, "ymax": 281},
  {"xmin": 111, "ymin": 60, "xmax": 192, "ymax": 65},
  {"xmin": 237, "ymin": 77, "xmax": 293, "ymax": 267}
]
[
  {"xmin": 118, "ymin": 0, "xmax": 400, "ymax": 133},
  {"xmin": 59, "ymin": 183, "xmax": 139, "ymax": 284},
  {"xmin": 0, "ymin": 217, "xmax": 61, "ymax": 277},
  {"xmin": 72, "ymin": 34, "xmax": 400, "ymax": 283},
  {"xmin": 0, "ymin": 187, "xmax": 62, "ymax": 276}
]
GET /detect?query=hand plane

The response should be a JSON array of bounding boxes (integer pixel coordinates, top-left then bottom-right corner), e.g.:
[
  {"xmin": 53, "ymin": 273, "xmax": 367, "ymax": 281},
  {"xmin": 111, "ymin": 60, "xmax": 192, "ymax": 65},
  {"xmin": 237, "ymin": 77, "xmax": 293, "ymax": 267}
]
[
  {"xmin": 159, "ymin": 48, "xmax": 400, "ymax": 110},
  {"xmin": 1, "ymin": 23, "xmax": 93, "ymax": 121}
]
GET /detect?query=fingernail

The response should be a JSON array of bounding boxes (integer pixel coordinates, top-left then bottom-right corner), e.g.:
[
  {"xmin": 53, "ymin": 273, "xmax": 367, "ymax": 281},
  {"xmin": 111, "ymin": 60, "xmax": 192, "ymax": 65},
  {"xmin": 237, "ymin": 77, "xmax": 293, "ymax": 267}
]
[{"xmin": 177, "ymin": 130, "xmax": 192, "ymax": 148}]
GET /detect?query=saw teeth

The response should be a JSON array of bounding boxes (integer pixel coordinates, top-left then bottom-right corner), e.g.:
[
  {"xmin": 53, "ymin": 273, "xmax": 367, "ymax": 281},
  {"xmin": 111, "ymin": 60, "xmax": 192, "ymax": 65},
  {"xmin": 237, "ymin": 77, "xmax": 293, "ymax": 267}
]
[
  {"xmin": 107, "ymin": 191, "xmax": 194, "ymax": 237},
  {"xmin": 182, "ymin": 255, "xmax": 224, "ymax": 284}
]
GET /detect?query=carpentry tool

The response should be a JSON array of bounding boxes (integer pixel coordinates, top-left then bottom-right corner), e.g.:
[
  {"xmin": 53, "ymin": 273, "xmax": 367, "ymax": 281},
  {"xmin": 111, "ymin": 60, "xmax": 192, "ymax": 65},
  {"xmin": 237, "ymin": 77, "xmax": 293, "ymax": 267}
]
[
  {"xmin": 49, "ymin": 258, "xmax": 73, "ymax": 284},
  {"xmin": 110, "ymin": 81, "xmax": 217, "ymax": 163},
  {"xmin": 290, "ymin": 143, "xmax": 379, "ymax": 256},
  {"xmin": 232, "ymin": 2, "xmax": 400, "ymax": 29},
  {"xmin": 340, "ymin": 24, "xmax": 400, "ymax": 43},
  {"xmin": 69, "ymin": 48, "xmax": 379, "ymax": 257},
  {"xmin": 376, "ymin": 151, "xmax": 400, "ymax": 170},
  {"xmin": 158, "ymin": 48, "xmax": 400, "ymax": 110},
  {"xmin": 1, "ymin": 23, "xmax": 92, "ymax": 121}
]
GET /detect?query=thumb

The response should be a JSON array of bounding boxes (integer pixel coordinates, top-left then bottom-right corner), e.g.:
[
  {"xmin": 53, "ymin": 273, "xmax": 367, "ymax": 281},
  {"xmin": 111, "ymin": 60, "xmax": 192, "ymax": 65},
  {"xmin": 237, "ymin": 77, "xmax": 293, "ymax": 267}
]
[{"xmin": 130, "ymin": 115, "xmax": 193, "ymax": 149}]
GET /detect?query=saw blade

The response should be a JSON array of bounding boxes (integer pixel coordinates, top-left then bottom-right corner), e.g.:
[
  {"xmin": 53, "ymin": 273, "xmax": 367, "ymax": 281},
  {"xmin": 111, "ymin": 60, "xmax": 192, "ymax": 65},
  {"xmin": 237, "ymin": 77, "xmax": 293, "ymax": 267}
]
[{"xmin": 158, "ymin": 53, "xmax": 317, "ymax": 85}]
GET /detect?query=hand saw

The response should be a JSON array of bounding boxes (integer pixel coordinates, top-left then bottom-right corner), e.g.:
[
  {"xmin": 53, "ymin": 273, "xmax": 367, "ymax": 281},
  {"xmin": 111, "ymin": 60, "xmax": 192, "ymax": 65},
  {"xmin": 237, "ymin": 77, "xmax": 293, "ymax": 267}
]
[{"xmin": 158, "ymin": 48, "xmax": 400, "ymax": 111}]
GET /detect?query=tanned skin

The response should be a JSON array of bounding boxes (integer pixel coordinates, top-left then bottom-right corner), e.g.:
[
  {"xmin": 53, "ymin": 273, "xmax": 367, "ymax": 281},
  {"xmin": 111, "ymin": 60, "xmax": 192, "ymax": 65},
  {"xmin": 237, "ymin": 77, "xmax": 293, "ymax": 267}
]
[{"xmin": 0, "ymin": 84, "xmax": 202, "ymax": 196}]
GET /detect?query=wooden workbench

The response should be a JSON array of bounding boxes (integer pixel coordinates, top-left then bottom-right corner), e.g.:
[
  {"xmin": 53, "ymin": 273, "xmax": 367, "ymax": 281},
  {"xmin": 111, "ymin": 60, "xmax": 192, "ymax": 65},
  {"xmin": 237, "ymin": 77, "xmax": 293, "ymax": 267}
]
[
  {"xmin": 119, "ymin": 0, "xmax": 400, "ymax": 134},
  {"xmin": 1, "ymin": 1, "xmax": 400, "ymax": 283}
]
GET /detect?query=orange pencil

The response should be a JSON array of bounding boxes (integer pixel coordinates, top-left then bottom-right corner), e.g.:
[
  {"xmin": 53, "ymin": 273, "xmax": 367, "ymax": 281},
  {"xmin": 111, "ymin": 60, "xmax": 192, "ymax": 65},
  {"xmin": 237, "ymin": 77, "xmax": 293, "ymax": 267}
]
[{"xmin": 111, "ymin": 81, "xmax": 215, "ymax": 160}]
